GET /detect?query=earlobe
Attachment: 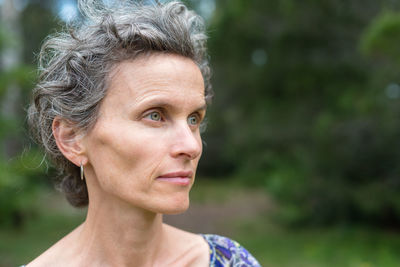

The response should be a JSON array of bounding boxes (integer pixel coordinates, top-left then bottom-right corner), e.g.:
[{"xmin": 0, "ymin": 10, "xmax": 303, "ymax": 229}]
[{"xmin": 52, "ymin": 116, "xmax": 88, "ymax": 167}]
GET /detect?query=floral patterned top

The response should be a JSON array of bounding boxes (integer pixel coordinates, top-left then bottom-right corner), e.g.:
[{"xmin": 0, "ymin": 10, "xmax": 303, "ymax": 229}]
[{"xmin": 201, "ymin": 234, "xmax": 262, "ymax": 267}]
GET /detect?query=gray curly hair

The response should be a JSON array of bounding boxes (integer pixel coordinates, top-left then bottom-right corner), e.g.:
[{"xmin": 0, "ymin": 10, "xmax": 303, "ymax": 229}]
[{"xmin": 27, "ymin": 0, "xmax": 212, "ymax": 207}]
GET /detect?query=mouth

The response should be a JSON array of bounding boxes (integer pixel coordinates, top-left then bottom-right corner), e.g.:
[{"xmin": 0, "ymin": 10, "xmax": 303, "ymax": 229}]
[{"xmin": 156, "ymin": 171, "xmax": 193, "ymax": 186}]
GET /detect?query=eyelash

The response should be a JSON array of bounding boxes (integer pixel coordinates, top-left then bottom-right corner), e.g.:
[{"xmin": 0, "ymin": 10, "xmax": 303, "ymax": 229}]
[
  {"xmin": 142, "ymin": 109, "xmax": 203, "ymax": 127},
  {"xmin": 188, "ymin": 113, "xmax": 201, "ymax": 126},
  {"xmin": 144, "ymin": 110, "xmax": 163, "ymax": 122}
]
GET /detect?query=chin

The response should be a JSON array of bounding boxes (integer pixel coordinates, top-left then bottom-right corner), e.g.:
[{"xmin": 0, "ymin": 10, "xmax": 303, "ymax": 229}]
[{"xmin": 159, "ymin": 197, "xmax": 190, "ymax": 215}]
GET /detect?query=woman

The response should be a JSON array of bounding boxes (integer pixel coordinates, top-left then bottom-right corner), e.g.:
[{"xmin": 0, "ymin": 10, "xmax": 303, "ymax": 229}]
[{"xmin": 26, "ymin": 0, "xmax": 261, "ymax": 266}]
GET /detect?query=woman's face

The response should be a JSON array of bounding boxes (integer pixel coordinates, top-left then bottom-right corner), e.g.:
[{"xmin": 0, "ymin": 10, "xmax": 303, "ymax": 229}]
[{"xmin": 83, "ymin": 53, "xmax": 206, "ymax": 214}]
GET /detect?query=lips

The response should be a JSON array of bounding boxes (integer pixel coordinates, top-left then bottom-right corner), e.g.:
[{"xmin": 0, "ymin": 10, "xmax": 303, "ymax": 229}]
[{"xmin": 156, "ymin": 171, "xmax": 193, "ymax": 185}]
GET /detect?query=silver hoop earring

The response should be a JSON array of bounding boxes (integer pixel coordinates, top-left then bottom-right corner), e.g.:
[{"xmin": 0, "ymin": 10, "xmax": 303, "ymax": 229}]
[{"xmin": 80, "ymin": 163, "xmax": 85, "ymax": 181}]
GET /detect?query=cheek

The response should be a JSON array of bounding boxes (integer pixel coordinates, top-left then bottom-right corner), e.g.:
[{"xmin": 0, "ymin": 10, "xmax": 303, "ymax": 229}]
[{"xmin": 87, "ymin": 122, "xmax": 168, "ymax": 185}]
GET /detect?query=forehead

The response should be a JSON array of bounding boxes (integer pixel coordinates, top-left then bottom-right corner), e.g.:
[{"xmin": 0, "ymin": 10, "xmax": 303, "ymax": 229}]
[{"xmin": 105, "ymin": 53, "xmax": 205, "ymax": 105}]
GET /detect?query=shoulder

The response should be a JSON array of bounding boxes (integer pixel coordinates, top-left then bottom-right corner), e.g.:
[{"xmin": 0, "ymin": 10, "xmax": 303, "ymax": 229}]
[
  {"xmin": 201, "ymin": 234, "xmax": 262, "ymax": 267},
  {"xmin": 162, "ymin": 224, "xmax": 209, "ymax": 266}
]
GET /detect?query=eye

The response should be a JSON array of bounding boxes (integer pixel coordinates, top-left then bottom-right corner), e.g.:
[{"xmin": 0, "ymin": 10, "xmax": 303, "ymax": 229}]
[
  {"xmin": 188, "ymin": 114, "xmax": 199, "ymax": 126},
  {"xmin": 145, "ymin": 111, "xmax": 162, "ymax": 121}
]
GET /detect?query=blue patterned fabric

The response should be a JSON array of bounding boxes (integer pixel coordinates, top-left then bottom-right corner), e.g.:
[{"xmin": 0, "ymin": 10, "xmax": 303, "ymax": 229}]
[{"xmin": 201, "ymin": 234, "xmax": 262, "ymax": 267}]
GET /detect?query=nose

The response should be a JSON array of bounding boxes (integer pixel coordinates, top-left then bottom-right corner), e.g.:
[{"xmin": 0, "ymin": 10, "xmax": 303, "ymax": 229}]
[{"xmin": 170, "ymin": 122, "xmax": 202, "ymax": 160}]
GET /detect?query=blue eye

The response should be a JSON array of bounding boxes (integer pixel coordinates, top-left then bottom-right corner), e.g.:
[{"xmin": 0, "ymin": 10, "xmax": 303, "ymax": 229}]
[
  {"xmin": 188, "ymin": 115, "xmax": 198, "ymax": 125},
  {"xmin": 146, "ymin": 111, "xmax": 162, "ymax": 121}
]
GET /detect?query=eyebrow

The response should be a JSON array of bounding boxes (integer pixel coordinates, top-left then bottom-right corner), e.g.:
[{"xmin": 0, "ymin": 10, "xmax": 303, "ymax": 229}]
[
  {"xmin": 195, "ymin": 103, "xmax": 207, "ymax": 112},
  {"xmin": 139, "ymin": 100, "xmax": 207, "ymax": 112}
]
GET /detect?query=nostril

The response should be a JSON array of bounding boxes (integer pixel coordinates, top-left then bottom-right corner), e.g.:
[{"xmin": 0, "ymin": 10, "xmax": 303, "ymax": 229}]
[
  {"xmin": 180, "ymin": 140, "xmax": 201, "ymax": 159},
  {"xmin": 171, "ymin": 127, "xmax": 202, "ymax": 159}
]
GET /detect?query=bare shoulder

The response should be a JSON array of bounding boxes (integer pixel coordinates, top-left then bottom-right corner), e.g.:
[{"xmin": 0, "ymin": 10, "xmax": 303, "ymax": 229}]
[
  {"xmin": 162, "ymin": 224, "xmax": 210, "ymax": 267},
  {"xmin": 26, "ymin": 225, "xmax": 83, "ymax": 267}
]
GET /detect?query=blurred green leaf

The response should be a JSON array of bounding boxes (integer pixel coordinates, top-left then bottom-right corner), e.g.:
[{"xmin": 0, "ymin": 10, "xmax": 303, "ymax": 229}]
[{"xmin": 360, "ymin": 11, "xmax": 400, "ymax": 63}]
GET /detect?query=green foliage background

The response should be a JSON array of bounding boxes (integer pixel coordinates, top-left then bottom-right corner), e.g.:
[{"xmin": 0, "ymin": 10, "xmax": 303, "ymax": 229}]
[
  {"xmin": 0, "ymin": 1, "xmax": 55, "ymax": 227},
  {"xmin": 2, "ymin": 0, "xmax": 400, "ymax": 230},
  {"xmin": 200, "ymin": 0, "xmax": 400, "ymax": 227}
]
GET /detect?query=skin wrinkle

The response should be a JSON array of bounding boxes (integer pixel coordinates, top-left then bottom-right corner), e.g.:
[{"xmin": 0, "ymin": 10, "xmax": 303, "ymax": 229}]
[
  {"xmin": 27, "ymin": 1, "xmax": 214, "ymax": 265},
  {"xmin": 28, "ymin": 2, "xmax": 212, "ymax": 205},
  {"xmin": 82, "ymin": 197, "xmax": 163, "ymax": 266},
  {"xmin": 84, "ymin": 53, "xmax": 204, "ymax": 213},
  {"xmin": 27, "ymin": 40, "xmax": 210, "ymax": 267},
  {"xmin": 45, "ymin": 55, "xmax": 208, "ymax": 266}
]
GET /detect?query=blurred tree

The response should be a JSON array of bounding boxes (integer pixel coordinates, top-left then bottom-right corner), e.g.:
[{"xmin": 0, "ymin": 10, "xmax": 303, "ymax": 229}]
[
  {"xmin": 20, "ymin": 0, "xmax": 59, "ymax": 64},
  {"xmin": 0, "ymin": 24, "xmax": 45, "ymax": 227},
  {"xmin": 2, "ymin": 0, "xmax": 400, "ymax": 229},
  {"xmin": 202, "ymin": 0, "xmax": 400, "ymax": 227},
  {"xmin": 1, "ymin": 0, "xmax": 23, "ymax": 158},
  {"xmin": 0, "ymin": 0, "xmax": 56, "ymax": 228},
  {"xmin": 361, "ymin": 11, "xmax": 400, "ymax": 63}
]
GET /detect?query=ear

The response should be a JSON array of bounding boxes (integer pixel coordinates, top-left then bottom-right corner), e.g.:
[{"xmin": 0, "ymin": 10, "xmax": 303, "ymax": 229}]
[{"xmin": 52, "ymin": 116, "xmax": 88, "ymax": 167}]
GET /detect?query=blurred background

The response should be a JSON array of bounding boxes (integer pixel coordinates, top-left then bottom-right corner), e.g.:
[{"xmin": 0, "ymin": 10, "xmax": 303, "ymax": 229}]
[{"xmin": 2, "ymin": 0, "xmax": 400, "ymax": 266}]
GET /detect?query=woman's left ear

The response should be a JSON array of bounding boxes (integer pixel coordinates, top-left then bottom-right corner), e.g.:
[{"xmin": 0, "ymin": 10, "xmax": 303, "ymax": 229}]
[{"xmin": 52, "ymin": 116, "xmax": 88, "ymax": 167}]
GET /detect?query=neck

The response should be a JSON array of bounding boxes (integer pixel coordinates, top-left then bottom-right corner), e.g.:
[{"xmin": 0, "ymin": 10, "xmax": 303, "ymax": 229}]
[{"xmin": 77, "ymin": 190, "xmax": 164, "ymax": 267}]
